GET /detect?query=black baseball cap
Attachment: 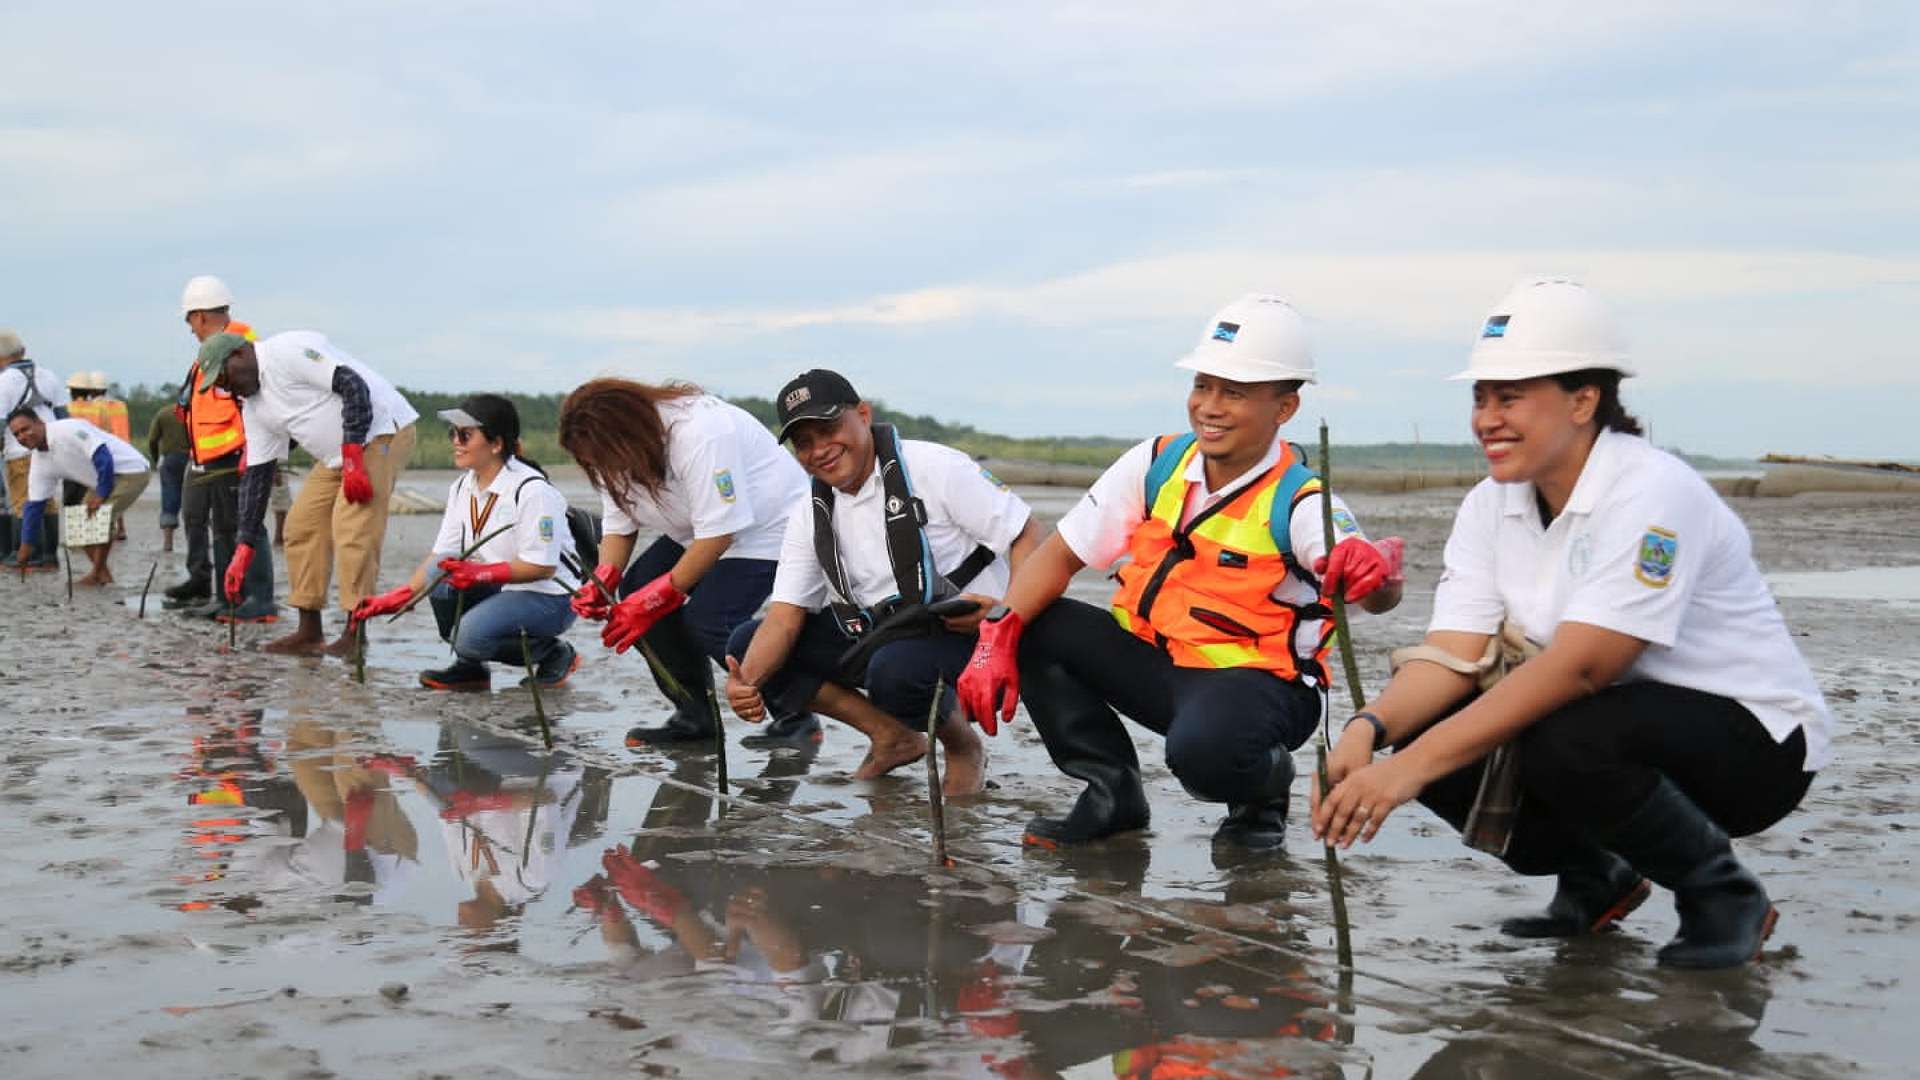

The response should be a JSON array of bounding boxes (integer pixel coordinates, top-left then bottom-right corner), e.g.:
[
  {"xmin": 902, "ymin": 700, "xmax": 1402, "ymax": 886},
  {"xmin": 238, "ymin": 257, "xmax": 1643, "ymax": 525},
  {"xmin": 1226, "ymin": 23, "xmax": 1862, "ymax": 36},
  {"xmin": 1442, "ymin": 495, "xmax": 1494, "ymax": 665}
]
[{"xmin": 775, "ymin": 369, "xmax": 861, "ymax": 442}]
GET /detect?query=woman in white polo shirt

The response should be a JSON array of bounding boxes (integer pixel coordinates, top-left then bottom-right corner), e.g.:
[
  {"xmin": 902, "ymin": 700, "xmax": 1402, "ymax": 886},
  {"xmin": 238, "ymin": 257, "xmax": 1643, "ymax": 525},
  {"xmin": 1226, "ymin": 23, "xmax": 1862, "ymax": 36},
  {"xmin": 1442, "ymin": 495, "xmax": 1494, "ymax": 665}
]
[
  {"xmin": 1311, "ymin": 279, "xmax": 1831, "ymax": 970},
  {"xmin": 350, "ymin": 395, "xmax": 580, "ymax": 689},
  {"xmin": 557, "ymin": 378, "xmax": 817, "ymax": 749}
]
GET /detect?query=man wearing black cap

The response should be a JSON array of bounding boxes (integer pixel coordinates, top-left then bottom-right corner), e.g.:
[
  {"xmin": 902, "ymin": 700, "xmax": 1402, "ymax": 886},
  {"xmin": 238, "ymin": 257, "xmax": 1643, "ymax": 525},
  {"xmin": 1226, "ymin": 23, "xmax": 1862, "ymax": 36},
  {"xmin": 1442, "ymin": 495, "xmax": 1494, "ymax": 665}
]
[{"xmin": 722, "ymin": 370, "xmax": 1044, "ymax": 795}]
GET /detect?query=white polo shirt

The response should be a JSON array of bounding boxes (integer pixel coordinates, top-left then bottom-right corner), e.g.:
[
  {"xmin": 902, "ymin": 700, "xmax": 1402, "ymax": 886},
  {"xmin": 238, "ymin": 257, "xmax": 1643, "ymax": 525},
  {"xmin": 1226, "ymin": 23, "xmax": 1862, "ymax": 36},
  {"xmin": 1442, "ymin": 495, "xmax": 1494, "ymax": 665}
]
[
  {"xmin": 431, "ymin": 457, "xmax": 579, "ymax": 596},
  {"xmin": 1058, "ymin": 432, "xmax": 1368, "ymax": 613},
  {"xmin": 771, "ymin": 440, "xmax": 1033, "ymax": 610},
  {"xmin": 1430, "ymin": 429, "xmax": 1832, "ymax": 770},
  {"xmin": 239, "ymin": 331, "xmax": 416, "ymax": 468},
  {"xmin": 1, "ymin": 362, "xmax": 72, "ymax": 461},
  {"xmin": 598, "ymin": 394, "xmax": 807, "ymax": 562},
  {"xmin": 26, "ymin": 418, "xmax": 150, "ymax": 501}
]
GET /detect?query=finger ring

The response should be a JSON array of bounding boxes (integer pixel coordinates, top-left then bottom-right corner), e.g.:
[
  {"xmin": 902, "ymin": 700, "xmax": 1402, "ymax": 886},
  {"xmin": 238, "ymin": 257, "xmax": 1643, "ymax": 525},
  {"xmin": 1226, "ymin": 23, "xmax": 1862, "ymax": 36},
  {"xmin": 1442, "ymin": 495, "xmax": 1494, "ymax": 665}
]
[{"xmin": 1357, "ymin": 805, "xmax": 1374, "ymax": 818}]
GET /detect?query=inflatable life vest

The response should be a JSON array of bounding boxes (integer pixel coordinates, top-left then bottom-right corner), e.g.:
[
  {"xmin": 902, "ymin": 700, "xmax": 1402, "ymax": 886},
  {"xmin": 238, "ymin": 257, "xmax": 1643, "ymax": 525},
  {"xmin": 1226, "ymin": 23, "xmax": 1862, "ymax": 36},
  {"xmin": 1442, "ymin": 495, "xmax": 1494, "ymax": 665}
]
[
  {"xmin": 1108, "ymin": 433, "xmax": 1333, "ymax": 681},
  {"xmin": 810, "ymin": 423, "xmax": 993, "ymax": 639},
  {"xmin": 176, "ymin": 320, "xmax": 256, "ymax": 465}
]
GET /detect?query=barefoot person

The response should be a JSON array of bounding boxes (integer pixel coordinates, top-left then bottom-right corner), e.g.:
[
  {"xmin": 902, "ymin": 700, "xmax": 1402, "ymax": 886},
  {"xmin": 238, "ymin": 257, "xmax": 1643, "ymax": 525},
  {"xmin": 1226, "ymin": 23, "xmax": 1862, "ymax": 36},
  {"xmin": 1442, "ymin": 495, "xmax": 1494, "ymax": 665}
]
[
  {"xmin": 725, "ymin": 370, "xmax": 1042, "ymax": 794},
  {"xmin": 557, "ymin": 378, "xmax": 818, "ymax": 749},
  {"xmin": 7, "ymin": 411, "xmax": 150, "ymax": 585},
  {"xmin": 195, "ymin": 329, "xmax": 417, "ymax": 655},
  {"xmin": 1308, "ymin": 279, "xmax": 1831, "ymax": 969},
  {"xmin": 957, "ymin": 295, "xmax": 1402, "ymax": 853},
  {"xmin": 351, "ymin": 395, "xmax": 581, "ymax": 689}
]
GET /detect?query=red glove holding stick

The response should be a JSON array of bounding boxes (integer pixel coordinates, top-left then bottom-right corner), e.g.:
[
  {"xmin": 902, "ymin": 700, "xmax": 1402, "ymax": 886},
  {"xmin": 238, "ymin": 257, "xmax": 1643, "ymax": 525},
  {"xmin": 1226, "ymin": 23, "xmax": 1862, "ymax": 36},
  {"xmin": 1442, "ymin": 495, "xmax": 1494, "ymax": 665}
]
[
  {"xmin": 224, "ymin": 543, "xmax": 255, "ymax": 603},
  {"xmin": 351, "ymin": 584, "xmax": 416, "ymax": 628},
  {"xmin": 570, "ymin": 563, "xmax": 623, "ymax": 621},
  {"xmin": 956, "ymin": 607, "xmax": 1023, "ymax": 736},
  {"xmin": 339, "ymin": 443, "xmax": 374, "ymax": 505},
  {"xmin": 438, "ymin": 558, "xmax": 513, "ymax": 591},
  {"xmin": 1314, "ymin": 536, "xmax": 1395, "ymax": 605},
  {"xmin": 602, "ymin": 572, "xmax": 686, "ymax": 652}
]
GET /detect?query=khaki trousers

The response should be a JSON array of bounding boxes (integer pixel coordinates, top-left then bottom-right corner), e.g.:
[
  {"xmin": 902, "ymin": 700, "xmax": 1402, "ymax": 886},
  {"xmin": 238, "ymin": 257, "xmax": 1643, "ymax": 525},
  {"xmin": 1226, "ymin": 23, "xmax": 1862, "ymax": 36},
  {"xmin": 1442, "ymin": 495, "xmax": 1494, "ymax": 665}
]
[
  {"xmin": 5, "ymin": 457, "xmax": 28, "ymax": 516},
  {"xmin": 285, "ymin": 425, "xmax": 414, "ymax": 612}
]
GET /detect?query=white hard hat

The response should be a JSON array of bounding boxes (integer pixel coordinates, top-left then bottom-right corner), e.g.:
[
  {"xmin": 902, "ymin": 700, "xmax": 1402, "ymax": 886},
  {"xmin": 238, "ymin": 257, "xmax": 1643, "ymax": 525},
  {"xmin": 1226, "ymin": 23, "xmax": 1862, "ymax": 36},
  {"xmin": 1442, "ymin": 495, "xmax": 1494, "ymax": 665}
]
[
  {"xmin": 1175, "ymin": 293, "xmax": 1317, "ymax": 384},
  {"xmin": 1452, "ymin": 278, "xmax": 1634, "ymax": 382},
  {"xmin": 67, "ymin": 370, "xmax": 91, "ymax": 389},
  {"xmin": 180, "ymin": 275, "xmax": 235, "ymax": 316},
  {"xmin": 89, "ymin": 370, "xmax": 112, "ymax": 391},
  {"xmin": 0, "ymin": 329, "xmax": 20, "ymax": 358}
]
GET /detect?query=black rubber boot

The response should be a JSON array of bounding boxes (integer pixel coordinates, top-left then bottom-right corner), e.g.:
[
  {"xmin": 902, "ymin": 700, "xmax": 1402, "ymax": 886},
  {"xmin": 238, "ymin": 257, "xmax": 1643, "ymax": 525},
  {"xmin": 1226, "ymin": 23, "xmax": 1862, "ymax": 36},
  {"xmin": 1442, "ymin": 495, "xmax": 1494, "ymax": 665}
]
[
  {"xmin": 1500, "ymin": 846, "xmax": 1651, "ymax": 938},
  {"xmin": 1210, "ymin": 748, "xmax": 1295, "ymax": 854},
  {"xmin": 1599, "ymin": 777, "xmax": 1777, "ymax": 969},
  {"xmin": 163, "ymin": 577, "xmax": 211, "ymax": 605},
  {"xmin": 625, "ymin": 612, "xmax": 718, "ymax": 746},
  {"xmin": 420, "ymin": 659, "xmax": 491, "ymax": 691},
  {"xmin": 1020, "ymin": 661, "xmax": 1150, "ymax": 847},
  {"xmin": 739, "ymin": 711, "xmax": 823, "ymax": 750}
]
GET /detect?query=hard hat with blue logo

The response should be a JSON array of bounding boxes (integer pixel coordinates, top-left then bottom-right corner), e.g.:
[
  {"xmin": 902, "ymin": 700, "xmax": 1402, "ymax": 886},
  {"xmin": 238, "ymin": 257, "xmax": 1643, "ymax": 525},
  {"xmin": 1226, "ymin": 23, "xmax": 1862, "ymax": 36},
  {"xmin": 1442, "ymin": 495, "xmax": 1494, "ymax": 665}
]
[
  {"xmin": 1454, "ymin": 278, "xmax": 1634, "ymax": 382},
  {"xmin": 1175, "ymin": 293, "xmax": 1318, "ymax": 384}
]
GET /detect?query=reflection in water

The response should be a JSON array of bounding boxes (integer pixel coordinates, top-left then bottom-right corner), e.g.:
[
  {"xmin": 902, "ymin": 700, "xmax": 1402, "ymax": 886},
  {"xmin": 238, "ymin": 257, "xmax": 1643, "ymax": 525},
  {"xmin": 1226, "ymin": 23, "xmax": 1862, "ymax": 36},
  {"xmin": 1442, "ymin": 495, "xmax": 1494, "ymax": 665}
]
[{"xmin": 172, "ymin": 710, "xmax": 1784, "ymax": 1077}]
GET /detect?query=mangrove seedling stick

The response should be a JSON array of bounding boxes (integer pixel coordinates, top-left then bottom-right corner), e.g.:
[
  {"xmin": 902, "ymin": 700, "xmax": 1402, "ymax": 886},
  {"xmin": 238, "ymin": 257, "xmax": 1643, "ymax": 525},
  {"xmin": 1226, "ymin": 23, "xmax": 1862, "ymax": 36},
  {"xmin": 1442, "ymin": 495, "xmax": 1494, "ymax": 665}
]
[
  {"xmin": 706, "ymin": 685, "xmax": 728, "ymax": 797},
  {"xmin": 925, "ymin": 677, "xmax": 950, "ymax": 867},
  {"xmin": 138, "ymin": 562, "xmax": 157, "ymax": 618},
  {"xmin": 521, "ymin": 629, "xmax": 553, "ymax": 749},
  {"xmin": 1316, "ymin": 418, "xmax": 1359, "ymax": 971},
  {"xmin": 353, "ymin": 621, "xmax": 367, "ymax": 684},
  {"xmin": 1318, "ymin": 419, "xmax": 1368, "ymax": 713}
]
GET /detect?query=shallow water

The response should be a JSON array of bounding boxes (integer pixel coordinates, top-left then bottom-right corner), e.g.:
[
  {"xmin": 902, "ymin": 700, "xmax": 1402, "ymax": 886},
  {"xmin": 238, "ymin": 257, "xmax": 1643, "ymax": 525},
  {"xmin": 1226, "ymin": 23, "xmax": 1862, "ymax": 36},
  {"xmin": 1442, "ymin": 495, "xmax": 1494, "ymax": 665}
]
[{"xmin": 3, "ymin": 484, "xmax": 1917, "ymax": 1077}]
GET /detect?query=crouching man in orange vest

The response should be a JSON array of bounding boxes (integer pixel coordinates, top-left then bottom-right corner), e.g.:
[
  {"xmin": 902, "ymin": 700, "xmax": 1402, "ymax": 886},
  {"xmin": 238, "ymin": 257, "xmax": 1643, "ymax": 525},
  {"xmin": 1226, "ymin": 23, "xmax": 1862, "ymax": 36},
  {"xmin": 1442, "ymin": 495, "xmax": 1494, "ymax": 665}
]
[{"xmin": 958, "ymin": 295, "xmax": 1404, "ymax": 856}]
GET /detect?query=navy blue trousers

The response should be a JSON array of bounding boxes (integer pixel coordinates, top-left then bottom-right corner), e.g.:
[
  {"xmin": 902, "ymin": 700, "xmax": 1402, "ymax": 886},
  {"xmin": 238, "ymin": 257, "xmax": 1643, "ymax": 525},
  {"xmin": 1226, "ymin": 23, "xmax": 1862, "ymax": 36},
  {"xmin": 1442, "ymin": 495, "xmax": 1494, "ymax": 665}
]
[
  {"xmin": 727, "ymin": 610, "xmax": 971, "ymax": 730},
  {"xmin": 1020, "ymin": 598, "xmax": 1323, "ymax": 804}
]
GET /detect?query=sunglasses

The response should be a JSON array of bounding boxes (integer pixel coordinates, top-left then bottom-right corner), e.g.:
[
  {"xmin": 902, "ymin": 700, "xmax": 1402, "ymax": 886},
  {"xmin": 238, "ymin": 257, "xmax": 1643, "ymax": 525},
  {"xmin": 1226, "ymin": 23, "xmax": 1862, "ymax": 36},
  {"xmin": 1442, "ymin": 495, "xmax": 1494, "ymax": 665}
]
[{"xmin": 448, "ymin": 426, "xmax": 486, "ymax": 445}]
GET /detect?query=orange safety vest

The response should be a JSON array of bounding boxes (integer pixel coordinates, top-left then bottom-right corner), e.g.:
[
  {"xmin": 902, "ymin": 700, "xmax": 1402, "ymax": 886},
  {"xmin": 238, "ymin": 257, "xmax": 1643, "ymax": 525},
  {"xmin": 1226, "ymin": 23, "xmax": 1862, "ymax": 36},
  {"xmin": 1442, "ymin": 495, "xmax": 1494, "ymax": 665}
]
[
  {"xmin": 68, "ymin": 397, "xmax": 111, "ymax": 431},
  {"xmin": 180, "ymin": 319, "xmax": 256, "ymax": 464},
  {"xmin": 99, "ymin": 397, "xmax": 130, "ymax": 440},
  {"xmin": 1108, "ymin": 434, "xmax": 1331, "ymax": 680}
]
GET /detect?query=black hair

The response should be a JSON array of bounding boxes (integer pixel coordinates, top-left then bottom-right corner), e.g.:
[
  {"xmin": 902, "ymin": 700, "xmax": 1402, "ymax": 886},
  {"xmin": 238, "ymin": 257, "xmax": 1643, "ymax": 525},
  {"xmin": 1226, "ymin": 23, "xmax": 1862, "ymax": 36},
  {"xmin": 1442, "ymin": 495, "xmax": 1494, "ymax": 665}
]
[
  {"xmin": 460, "ymin": 393, "xmax": 545, "ymax": 476},
  {"xmin": 6, "ymin": 407, "xmax": 40, "ymax": 426},
  {"xmin": 1552, "ymin": 368, "xmax": 1643, "ymax": 436}
]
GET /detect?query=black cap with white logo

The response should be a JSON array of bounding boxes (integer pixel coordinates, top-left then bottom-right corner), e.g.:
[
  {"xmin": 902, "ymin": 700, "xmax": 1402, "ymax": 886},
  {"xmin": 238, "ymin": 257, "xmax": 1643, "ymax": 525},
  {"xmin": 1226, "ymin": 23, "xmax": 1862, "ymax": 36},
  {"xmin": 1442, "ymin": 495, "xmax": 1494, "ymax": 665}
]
[{"xmin": 775, "ymin": 369, "xmax": 861, "ymax": 442}]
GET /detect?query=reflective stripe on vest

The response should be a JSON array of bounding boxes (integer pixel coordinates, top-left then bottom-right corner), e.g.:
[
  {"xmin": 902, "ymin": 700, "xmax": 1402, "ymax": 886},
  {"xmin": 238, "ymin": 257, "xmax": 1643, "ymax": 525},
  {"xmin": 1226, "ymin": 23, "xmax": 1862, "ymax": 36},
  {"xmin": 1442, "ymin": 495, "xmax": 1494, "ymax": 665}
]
[
  {"xmin": 183, "ymin": 319, "xmax": 254, "ymax": 463},
  {"xmin": 1107, "ymin": 433, "xmax": 1331, "ymax": 679}
]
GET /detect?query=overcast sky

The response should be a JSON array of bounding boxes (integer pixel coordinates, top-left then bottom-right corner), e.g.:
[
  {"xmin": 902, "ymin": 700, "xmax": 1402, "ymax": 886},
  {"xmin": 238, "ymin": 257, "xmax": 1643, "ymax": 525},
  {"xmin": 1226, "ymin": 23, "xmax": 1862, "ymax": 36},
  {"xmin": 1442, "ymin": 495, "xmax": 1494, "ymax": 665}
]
[{"xmin": 5, "ymin": 2, "xmax": 1915, "ymax": 457}]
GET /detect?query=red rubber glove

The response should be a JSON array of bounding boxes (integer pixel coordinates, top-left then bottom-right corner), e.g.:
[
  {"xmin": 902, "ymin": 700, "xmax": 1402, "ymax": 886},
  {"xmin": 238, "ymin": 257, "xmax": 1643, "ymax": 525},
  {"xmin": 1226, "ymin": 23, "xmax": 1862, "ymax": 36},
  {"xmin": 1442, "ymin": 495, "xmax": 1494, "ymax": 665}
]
[
  {"xmin": 570, "ymin": 563, "xmax": 623, "ymax": 621},
  {"xmin": 351, "ymin": 585, "xmax": 415, "ymax": 628},
  {"xmin": 957, "ymin": 608, "xmax": 1023, "ymax": 736},
  {"xmin": 339, "ymin": 443, "xmax": 374, "ymax": 504},
  {"xmin": 602, "ymin": 572, "xmax": 687, "ymax": 653},
  {"xmin": 1314, "ymin": 535, "xmax": 1390, "ymax": 604},
  {"xmin": 438, "ymin": 558, "xmax": 512, "ymax": 591},
  {"xmin": 1373, "ymin": 536, "xmax": 1405, "ymax": 585},
  {"xmin": 223, "ymin": 542, "xmax": 255, "ymax": 602},
  {"xmin": 603, "ymin": 844, "xmax": 688, "ymax": 923}
]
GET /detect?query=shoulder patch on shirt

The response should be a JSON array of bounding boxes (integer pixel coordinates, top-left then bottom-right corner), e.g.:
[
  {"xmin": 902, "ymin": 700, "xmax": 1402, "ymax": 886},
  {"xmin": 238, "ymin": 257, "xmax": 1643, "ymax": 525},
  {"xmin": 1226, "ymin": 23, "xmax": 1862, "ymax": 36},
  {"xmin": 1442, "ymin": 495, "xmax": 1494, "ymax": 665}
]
[
  {"xmin": 713, "ymin": 468, "xmax": 736, "ymax": 503},
  {"xmin": 304, "ymin": 348, "xmax": 323, "ymax": 361},
  {"xmin": 978, "ymin": 464, "xmax": 1008, "ymax": 490},
  {"xmin": 538, "ymin": 516, "xmax": 555, "ymax": 543},
  {"xmin": 1634, "ymin": 526, "xmax": 1678, "ymax": 588},
  {"xmin": 1331, "ymin": 507, "xmax": 1359, "ymax": 538}
]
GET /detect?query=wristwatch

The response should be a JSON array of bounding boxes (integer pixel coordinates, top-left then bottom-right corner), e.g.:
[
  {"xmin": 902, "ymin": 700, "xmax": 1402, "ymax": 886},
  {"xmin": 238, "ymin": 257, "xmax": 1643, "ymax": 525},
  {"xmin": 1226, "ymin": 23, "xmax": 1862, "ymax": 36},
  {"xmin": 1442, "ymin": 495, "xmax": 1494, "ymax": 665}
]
[{"xmin": 983, "ymin": 604, "xmax": 1012, "ymax": 622}]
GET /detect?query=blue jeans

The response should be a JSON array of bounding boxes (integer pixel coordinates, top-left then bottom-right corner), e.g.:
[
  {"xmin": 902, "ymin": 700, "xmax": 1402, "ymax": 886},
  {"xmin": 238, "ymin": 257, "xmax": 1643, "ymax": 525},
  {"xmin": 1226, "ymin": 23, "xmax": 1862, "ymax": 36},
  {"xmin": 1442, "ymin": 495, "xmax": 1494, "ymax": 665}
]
[
  {"xmin": 429, "ymin": 582, "xmax": 576, "ymax": 667},
  {"xmin": 726, "ymin": 609, "xmax": 971, "ymax": 730},
  {"xmin": 159, "ymin": 452, "xmax": 188, "ymax": 528}
]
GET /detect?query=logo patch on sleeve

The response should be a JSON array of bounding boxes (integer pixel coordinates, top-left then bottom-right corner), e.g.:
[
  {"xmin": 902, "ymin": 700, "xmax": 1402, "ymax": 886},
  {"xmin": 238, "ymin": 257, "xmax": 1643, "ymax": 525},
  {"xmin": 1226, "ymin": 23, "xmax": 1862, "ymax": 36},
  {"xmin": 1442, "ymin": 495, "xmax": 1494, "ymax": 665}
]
[
  {"xmin": 304, "ymin": 348, "xmax": 323, "ymax": 361},
  {"xmin": 1634, "ymin": 526, "xmax": 1677, "ymax": 588},
  {"xmin": 979, "ymin": 465, "xmax": 1008, "ymax": 490},
  {"xmin": 1331, "ymin": 507, "xmax": 1359, "ymax": 537},
  {"xmin": 538, "ymin": 516, "xmax": 555, "ymax": 543},
  {"xmin": 713, "ymin": 469, "xmax": 736, "ymax": 503}
]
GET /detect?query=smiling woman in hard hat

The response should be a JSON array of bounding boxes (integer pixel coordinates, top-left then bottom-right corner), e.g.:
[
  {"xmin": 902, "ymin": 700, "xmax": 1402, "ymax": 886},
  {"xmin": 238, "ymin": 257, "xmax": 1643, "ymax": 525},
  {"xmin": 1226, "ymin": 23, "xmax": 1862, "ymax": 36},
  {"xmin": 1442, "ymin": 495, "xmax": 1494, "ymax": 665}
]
[
  {"xmin": 956, "ymin": 295, "xmax": 1403, "ymax": 856},
  {"xmin": 1308, "ymin": 279, "xmax": 1832, "ymax": 970}
]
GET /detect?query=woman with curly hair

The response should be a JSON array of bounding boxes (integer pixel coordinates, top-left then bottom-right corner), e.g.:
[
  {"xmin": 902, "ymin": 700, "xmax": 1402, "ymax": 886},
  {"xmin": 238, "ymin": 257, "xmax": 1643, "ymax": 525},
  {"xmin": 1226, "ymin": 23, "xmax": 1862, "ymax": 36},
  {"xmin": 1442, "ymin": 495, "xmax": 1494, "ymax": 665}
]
[{"xmin": 559, "ymin": 378, "xmax": 817, "ymax": 749}]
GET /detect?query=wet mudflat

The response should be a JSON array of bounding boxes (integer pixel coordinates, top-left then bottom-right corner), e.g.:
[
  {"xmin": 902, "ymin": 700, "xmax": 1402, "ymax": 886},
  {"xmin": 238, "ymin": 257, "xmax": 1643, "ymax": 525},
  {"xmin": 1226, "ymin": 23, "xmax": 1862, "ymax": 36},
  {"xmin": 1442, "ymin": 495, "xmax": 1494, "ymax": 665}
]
[{"xmin": 1, "ymin": 480, "xmax": 1915, "ymax": 1078}]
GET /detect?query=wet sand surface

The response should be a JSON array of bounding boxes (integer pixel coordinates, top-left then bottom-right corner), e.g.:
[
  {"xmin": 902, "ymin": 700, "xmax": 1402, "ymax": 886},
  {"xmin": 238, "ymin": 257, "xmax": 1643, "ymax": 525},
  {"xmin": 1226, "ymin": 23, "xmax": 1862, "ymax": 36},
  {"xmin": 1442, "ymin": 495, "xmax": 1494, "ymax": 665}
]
[{"xmin": 2, "ymin": 478, "xmax": 1915, "ymax": 1078}]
